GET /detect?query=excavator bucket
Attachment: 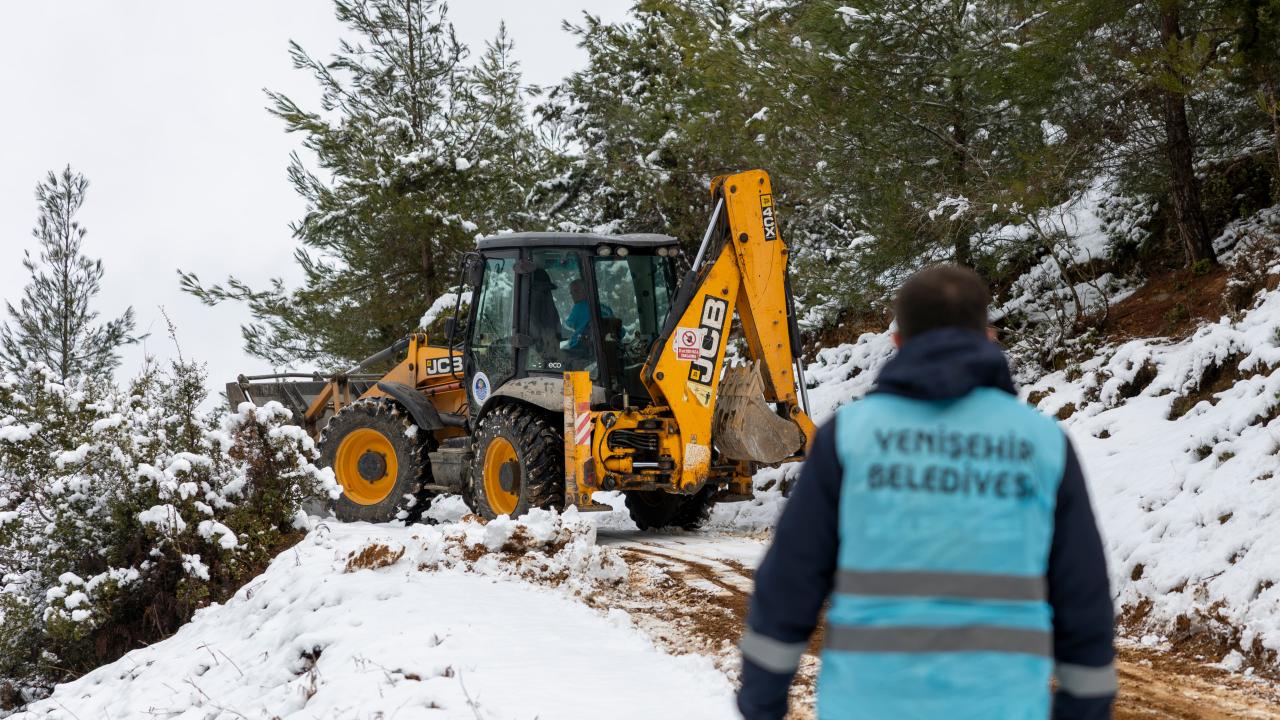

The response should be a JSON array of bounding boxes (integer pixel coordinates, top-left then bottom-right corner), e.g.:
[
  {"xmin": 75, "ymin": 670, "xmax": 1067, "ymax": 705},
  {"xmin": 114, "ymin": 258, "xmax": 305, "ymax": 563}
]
[{"xmin": 713, "ymin": 361, "xmax": 805, "ymax": 465}]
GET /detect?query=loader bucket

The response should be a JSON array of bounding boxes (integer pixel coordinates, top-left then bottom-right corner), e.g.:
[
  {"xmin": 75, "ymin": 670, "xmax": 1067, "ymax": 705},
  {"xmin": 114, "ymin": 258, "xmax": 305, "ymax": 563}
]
[
  {"xmin": 225, "ymin": 377, "xmax": 376, "ymax": 427},
  {"xmin": 713, "ymin": 361, "xmax": 805, "ymax": 465}
]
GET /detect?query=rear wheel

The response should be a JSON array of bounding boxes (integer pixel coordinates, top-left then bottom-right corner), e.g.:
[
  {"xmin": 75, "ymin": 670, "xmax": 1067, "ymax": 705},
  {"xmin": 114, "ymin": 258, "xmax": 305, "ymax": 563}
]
[
  {"xmin": 467, "ymin": 404, "xmax": 564, "ymax": 519},
  {"xmin": 624, "ymin": 486, "xmax": 714, "ymax": 531},
  {"xmin": 319, "ymin": 398, "xmax": 430, "ymax": 523}
]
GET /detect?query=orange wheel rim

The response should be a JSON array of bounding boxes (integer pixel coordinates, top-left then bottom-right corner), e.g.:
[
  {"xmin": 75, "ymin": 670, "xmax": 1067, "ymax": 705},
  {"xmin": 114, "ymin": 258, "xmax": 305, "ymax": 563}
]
[
  {"xmin": 335, "ymin": 428, "xmax": 398, "ymax": 506},
  {"xmin": 482, "ymin": 436, "xmax": 520, "ymax": 516}
]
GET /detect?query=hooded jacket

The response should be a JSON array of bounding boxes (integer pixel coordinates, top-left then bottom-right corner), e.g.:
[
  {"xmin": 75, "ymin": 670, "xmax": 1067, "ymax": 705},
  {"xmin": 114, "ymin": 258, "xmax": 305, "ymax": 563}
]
[{"xmin": 738, "ymin": 328, "xmax": 1115, "ymax": 720}]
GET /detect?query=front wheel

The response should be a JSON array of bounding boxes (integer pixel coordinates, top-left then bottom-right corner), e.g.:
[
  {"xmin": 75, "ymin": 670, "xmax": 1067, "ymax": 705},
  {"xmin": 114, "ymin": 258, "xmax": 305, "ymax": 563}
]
[
  {"xmin": 318, "ymin": 398, "xmax": 430, "ymax": 523},
  {"xmin": 467, "ymin": 404, "xmax": 564, "ymax": 519}
]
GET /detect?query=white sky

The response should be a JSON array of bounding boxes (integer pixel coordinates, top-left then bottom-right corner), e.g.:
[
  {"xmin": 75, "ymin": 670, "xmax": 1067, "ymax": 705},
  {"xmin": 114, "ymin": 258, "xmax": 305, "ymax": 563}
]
[{"xmin": 0, "ymin": 0, "xmax": 630, "ymax": 398}]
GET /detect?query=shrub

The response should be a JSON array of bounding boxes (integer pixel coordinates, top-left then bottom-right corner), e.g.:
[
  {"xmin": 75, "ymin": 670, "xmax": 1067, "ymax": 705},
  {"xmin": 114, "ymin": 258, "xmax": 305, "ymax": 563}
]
[{"xmin": 0, "ymin": 360, "xmax": 337, "ymax": 704}]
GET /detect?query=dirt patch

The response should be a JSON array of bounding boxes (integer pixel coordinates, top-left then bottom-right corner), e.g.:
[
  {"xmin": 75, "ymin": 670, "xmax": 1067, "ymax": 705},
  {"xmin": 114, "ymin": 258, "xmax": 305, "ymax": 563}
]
[
  {"xmin": 609, "ymin": 546, "xmax": 822, "ymax": 720},
  {"xmin": 1115, "ymin": 643, "xmax": 1280, "ymax": 719},
  {"xmin": 619, "ymin": 547, "xmax": 751, "ymax": 650},
  {"xmin": 612, "ymin": 538, "xmax": 1280, "ymax": 720},
  {"xmin": 1117, "ymin": 361, "xmax": 1160, "ymax": 401},
  {"xmin": 499, "ymin": 525, "xmax": 571, "ymax": 558},
  {"xmin": 344, "ymin": 542, "xmax": 406, "ymax": 572},
  {"xmin": 1121, "ymin": 597, "xmax": 1280, "ymax": 686},
  {"xmin": 810, "ymin": 308, "xmax": 893, "ymax": 354},
  {"xmin": 1104, "ymin": 266, "xmax": 1231, "ymax": 342}
]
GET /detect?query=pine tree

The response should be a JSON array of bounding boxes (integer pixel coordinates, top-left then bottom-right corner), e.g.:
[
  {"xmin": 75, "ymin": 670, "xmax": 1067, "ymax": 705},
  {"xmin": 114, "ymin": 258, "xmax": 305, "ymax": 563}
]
[
  {"xmin": 1226, "ymin": 0, "xmax": 1280, "ymax": 196},
  {"xmin": 0, "ymin": 166, "xmax": 138, "ymax": 381},
  {"xmin": 1041, "ymin": 0, "xmax": 1252, "ymax": 267},
  {"xmin": 455, "ymin": 24, "xmax": 549, "ymax": 233},
  {"xmin": 538, "ymin": 0, "xmax": 768, "ymax": 242},
  {"xmin": 180, "ymin": 0, "xmax": 547, "ymax": 367},
  {"xmin": 778, "ymin": 1, "xmax": 1073, "ymax": 274}
]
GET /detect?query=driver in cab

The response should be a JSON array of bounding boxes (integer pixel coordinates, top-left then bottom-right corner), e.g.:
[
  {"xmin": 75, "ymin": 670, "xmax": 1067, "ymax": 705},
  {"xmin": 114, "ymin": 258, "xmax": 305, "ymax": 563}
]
[{"xmin": 565, "ymin": 278, "xmax": 613, "ymax": 352}]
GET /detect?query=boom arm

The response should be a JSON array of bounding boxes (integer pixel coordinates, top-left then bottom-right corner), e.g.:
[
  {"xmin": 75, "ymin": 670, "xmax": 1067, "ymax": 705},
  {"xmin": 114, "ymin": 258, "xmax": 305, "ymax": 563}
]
[{"xmin": 641, "ymin": 169, "xmax": 816, "ymax": 489}]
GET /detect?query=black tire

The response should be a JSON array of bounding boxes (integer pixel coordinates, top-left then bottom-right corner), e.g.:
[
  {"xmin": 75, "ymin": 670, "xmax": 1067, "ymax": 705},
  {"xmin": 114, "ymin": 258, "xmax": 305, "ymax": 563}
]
[
  {"xmin": 318, "ymin": 397, "xmax": 432, "ymax": 523},
  {"xmin": 466, "ymin": 403, "xmax": 564, "ymax": 519},
  {"xmin": 624, "ymin": 486, "xmax": 714, "ymax": 531}
]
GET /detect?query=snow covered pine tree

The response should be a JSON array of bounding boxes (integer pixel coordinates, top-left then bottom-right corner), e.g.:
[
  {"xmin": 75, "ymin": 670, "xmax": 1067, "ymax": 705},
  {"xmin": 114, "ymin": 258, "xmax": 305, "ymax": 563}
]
[
  {"xmin": 179, "ymin": 0, "xmax": 550, "ymax": 368},
  {"xmin": 0, "ymin": 166, "xmax": 137, "ymax": 381},
  {"xmin": 0, "ymin": 360, "xmax": 338, "ymax": 701}
]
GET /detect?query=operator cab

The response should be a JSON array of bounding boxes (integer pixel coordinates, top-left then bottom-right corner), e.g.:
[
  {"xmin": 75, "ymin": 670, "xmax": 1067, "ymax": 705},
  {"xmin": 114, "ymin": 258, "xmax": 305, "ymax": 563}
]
[{"xmin": 465, "ymin": 232, "xmax": 681, "ymax": 409}]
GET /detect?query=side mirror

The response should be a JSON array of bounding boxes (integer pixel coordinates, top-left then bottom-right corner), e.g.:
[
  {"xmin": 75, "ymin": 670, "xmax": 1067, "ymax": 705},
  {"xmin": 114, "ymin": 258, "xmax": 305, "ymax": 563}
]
[
  {"xmin": 444, "ymin": 316, "xmax": 457, "ymax": 341},
  {"xmin": 466, "ymin": 259, "xmax": 484, "ymax": 287}
]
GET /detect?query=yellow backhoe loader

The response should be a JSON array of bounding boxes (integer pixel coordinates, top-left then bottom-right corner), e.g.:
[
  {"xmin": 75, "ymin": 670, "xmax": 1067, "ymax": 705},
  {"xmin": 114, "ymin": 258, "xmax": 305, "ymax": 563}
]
[{"xmin": 228, "ymin": 169, "xmax": 816, "ymax": 528}]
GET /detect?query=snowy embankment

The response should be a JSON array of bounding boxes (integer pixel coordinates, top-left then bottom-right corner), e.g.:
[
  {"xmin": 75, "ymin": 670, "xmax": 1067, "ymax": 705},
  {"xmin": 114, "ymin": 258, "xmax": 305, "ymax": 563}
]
[
  {"xmin": 732, "ymin": 279, "xmax": 1280, "ymax": 673},
  {"xmin": 1026, "ymin": 286, "xmax": 1280, "ymax": 671},
  {"xmin": 15, "ymin": 510, "xmax": 737, "ymax": 720}
]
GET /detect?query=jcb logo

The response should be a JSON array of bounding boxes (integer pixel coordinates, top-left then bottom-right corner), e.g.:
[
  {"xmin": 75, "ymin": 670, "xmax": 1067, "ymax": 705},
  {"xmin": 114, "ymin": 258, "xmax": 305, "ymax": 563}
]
[
  {"xmin": 760, "ymin": 194, "xmax": 777, "ymax": 241},
  {"xmin": 426, "ymin": 356, "xmax": 463, "ymax": 375},
  {"xmin": 687, "ymin": 295, "xmax": 728, "ymax": 386}
]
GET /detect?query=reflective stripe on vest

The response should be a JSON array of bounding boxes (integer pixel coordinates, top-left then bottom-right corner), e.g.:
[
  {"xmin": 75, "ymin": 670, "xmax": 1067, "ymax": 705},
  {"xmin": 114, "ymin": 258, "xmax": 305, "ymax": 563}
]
[
  {"xmin": 1056, "ymin": 662, "xmax": 1119, "ymax": 697},
  {"xmin": 826, "ymin": 624, "xmax": 1052, "ymax": 657},
  {"xmin": 739, "ymin": 629, "xmax": 807, "ymax": 674},
  {"xmin": 835, "ymin": 569, "xmax": 1047, "ymax": 602}
]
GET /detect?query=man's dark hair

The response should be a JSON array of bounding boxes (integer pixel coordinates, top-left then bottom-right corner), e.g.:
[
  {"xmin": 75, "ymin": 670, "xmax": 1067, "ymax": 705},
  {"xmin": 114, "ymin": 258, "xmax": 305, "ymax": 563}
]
[{"xmin": 893, "ymin": 264, "xmax": 991, "ymax": 340}]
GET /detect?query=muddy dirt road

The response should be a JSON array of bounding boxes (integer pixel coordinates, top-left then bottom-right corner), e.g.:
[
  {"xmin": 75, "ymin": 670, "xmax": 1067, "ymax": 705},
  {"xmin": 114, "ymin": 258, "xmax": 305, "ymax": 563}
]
[{"xmin": 597, "ymin": 530, "xmax": 1280, "ymax": 720}]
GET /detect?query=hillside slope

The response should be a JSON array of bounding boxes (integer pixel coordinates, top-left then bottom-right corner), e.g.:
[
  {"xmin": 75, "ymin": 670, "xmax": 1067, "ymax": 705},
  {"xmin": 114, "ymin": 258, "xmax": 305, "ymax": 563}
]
[
  {"xmin": 1026, "ymin": 284, "xmax": 1280, "ymax": 672},
  {"xmin": 14, "ymin": 512, "xmax": 737, "ymax": 720},
  {"xmin": 729, "ymin": 270, "xmax": 1280, "ymax": 675}
]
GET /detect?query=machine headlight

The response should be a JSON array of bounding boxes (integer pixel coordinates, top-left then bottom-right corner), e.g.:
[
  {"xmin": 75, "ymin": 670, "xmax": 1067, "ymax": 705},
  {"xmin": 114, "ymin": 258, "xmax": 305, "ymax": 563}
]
[
  {"xmin": 596, "ymin": 244, "xmax": 613, "ymax": 256},
  {"xmin": 616, "ymin": 246, "xmax": 630, "ymax": 257}
]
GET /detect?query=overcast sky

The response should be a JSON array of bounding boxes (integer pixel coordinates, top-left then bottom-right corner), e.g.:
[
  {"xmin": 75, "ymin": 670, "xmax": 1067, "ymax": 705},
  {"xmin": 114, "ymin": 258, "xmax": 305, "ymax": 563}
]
[{"xmin": 0, "ymin": 1, "xmax": 630, "ymax": 398}]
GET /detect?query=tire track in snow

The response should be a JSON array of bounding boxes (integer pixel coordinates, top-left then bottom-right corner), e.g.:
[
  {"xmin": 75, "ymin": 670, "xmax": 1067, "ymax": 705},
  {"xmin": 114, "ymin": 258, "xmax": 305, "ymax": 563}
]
[{"xmin": 598, "ymin": 530, "xmax": 819, "ymax": 718}]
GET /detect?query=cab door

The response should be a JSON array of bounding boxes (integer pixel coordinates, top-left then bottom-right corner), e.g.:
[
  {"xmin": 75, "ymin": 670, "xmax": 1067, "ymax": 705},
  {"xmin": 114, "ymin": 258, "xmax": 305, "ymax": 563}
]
[{"xmin": 466, "ymin": 251, "xmax": 519, "ymax": 409}]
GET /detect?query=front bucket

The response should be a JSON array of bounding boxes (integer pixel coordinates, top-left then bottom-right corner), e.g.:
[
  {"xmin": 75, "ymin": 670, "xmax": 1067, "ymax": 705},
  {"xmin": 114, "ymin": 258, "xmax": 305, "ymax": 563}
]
[{"xmin": 713, "ymin": 361, "xmax": 805, "ymax": 465}]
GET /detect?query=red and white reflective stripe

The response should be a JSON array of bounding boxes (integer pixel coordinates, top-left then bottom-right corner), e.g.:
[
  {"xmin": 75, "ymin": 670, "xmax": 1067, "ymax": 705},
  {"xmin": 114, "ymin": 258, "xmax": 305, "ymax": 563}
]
[{"xmin": 575, "ymin": 407, "xmax": 592, "ymax": 447}]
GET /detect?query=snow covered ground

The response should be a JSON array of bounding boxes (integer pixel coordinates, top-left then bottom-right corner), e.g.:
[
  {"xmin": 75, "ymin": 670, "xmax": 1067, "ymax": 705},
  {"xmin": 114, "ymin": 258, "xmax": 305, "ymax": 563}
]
[
  {"xmin": 14, "ymin": 511, "xmax": 737, "ymax": 720},
  {"xmin": 1025, "ymin": 284, "xmax": 1280, "ymax": 670}
]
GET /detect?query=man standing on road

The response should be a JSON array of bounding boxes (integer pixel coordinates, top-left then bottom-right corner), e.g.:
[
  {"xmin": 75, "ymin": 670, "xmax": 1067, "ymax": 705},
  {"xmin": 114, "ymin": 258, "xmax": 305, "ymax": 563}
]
[{"xmin": 738, "ymin": 265, "xmax": 1116, "ymax": 720}]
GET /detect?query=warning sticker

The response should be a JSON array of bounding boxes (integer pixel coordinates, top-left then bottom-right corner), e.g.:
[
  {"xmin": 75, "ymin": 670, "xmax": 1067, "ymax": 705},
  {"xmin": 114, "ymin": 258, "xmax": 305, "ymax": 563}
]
[
  {"xmin": 672, "ymin": 326, "xmax": 705, "ymax": 361},
  {"xmin": 686, "ymin": 382, "xmax": 713, "ymax": 406}
]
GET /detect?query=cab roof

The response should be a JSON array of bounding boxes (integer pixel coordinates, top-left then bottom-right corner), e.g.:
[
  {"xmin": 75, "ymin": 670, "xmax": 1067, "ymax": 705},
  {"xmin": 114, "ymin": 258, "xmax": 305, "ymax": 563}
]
[{"xmin": 475, "ymin": 232, "xmax": 680, "ymax": 251}]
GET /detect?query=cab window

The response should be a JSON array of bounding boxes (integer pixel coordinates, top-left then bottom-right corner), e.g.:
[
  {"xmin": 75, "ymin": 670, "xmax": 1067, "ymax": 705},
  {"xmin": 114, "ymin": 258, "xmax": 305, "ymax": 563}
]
[
  {"xmin": 524, "ymin": 249, "xmax": 596, "ymax": 377},
  {"xmin": 591, "ymin": 253, "xmax": 677, "ymax": 397},
  {"xmin": 469, "ymin": 255, "xmax": 517, "ymax": 399}
]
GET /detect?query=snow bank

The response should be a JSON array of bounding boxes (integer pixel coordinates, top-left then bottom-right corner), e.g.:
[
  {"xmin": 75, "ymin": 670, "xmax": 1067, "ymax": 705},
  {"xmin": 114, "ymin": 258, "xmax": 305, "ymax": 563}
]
[
  {"xmin": 1025, "ymin": 284, "xmax": 1280, "ymax": 668},
  {"xmin": 14, "ymin": 513, "xmax": 736, "ymax": 720},
  {"xmin": 407, "ymin": 507, "xmax": 628, "ymax": 592}
]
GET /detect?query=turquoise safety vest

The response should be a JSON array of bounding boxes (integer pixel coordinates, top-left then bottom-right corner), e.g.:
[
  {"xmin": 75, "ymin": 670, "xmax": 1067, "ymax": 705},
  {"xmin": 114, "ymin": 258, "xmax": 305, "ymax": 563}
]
[{"xmin": 820, "ymin": 387, "xmax": 1066, "ymax": 720}]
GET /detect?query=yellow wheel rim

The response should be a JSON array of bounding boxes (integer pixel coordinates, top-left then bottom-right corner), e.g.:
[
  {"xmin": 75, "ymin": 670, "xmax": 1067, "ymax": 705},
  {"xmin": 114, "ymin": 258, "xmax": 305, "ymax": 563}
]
[
  {"xmin": 482, "ymin": 436, "xmax": 521, "ymax": 516},
  {"xmin": 335, "ymin": 428, "xmax": 399, "ymax": 506}
]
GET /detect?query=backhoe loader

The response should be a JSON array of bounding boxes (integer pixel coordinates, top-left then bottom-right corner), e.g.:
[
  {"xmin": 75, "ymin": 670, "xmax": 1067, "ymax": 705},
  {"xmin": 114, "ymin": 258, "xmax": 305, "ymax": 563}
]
[{"xmin": 227, "ymin": 169, "xmax": 816, "ymax": 529}]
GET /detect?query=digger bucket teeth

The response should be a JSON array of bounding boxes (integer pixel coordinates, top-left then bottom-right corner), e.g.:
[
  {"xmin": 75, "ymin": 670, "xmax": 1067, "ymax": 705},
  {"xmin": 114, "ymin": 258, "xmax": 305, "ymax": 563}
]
[{"xmin": 712, "ymin": 361, "xmax": 805, "ymax": 465}]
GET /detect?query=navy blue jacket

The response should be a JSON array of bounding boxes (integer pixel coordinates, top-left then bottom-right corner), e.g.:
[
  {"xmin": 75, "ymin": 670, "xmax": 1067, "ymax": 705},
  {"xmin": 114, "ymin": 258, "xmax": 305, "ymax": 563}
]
[{"xmin": 739, "ymin": 329, "xmax": 1115, "ymax": 719}]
